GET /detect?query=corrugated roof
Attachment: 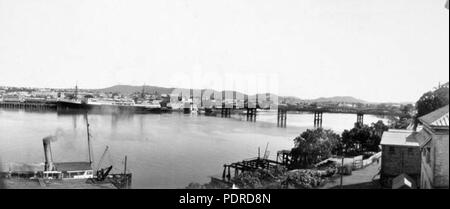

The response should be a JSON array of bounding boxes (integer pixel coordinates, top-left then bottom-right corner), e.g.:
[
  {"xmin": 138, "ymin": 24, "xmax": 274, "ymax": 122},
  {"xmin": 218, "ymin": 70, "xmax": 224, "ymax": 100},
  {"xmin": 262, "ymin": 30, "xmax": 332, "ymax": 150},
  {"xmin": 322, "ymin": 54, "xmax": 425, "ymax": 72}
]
[
  {"xmin": 380, "ymin": 129, "xmax": 419, "ymax": 147},
  {"xmin": 54, "ymin": 162, "xmax": 92, "ymax": 171},
  {"xmin": 419, "ymin": 105, "xmax": 449, "ymax": 128},
  {"xmin": 415, "ymin": 131, "xmax": 432, "ymax": 147}
]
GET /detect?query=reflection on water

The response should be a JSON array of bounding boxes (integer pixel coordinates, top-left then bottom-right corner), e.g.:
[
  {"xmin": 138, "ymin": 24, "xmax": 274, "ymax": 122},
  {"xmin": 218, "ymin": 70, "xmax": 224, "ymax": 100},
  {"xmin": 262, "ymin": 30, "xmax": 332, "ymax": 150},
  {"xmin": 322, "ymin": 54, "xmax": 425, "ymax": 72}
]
[{"xmin": 0, "ymin": 109, "xmax": 388, "ymax": 188}]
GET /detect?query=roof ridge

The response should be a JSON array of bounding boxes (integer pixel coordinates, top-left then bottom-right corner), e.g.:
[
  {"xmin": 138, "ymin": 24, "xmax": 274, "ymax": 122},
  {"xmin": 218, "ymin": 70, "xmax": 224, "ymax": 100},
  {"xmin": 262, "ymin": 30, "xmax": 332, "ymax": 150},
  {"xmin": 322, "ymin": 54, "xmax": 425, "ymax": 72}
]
[{"xmin": 419, "ymin": 105, "xmax": 449, "ymax": 127}]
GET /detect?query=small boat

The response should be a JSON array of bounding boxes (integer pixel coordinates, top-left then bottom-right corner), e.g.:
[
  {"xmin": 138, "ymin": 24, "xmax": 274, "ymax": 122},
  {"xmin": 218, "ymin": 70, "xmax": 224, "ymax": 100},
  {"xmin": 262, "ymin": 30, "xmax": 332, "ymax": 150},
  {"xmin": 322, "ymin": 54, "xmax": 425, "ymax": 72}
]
[
  {"xmin": 1, "ymin": 113, "xmax": 132, "ymax": 189},
  {"xmin": 41, "ymin": 136, "xmax": 94, "ymax": 180}
]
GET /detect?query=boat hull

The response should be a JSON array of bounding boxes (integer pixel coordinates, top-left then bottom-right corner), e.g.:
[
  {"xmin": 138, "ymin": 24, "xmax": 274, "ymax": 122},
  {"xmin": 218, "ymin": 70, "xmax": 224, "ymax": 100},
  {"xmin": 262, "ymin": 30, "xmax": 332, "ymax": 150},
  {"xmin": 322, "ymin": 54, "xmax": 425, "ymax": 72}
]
[{"xmin": 56, "ymin": 101, "xmax": 161, "ymax": 114}]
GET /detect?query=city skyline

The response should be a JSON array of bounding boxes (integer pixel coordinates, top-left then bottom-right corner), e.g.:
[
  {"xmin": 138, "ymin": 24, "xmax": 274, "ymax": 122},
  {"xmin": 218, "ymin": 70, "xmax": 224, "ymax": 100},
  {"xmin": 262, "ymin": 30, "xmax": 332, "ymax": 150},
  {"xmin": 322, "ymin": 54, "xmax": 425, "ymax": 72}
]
[
  {"xmin": 0, "ymin": 82, "xmax": 438, "ymax": 104},
  {"xmin": 0, "ymin": 0, "xmax": 448, "ymax": 103}
]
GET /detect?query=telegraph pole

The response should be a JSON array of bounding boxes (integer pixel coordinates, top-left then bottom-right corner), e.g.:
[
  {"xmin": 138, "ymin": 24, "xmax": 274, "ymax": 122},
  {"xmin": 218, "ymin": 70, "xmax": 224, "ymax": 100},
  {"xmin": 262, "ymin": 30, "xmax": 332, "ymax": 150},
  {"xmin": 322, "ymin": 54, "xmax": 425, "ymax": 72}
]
[{"xmin": 340, "ymin": 147, "xmax": 344, "ymax": 188}]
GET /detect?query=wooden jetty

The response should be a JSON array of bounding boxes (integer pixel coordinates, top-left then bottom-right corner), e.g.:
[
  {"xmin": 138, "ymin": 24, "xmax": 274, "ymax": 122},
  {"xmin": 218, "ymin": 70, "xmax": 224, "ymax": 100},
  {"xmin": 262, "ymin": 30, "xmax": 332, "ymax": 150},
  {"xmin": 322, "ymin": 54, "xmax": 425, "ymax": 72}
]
[
  {"xmin": 221, "ymin": 157, "xmax": 285, "ymax": 182},
  {"xmin": 0, "ymin": 101, "xmax": 56, "ymax": 111}
]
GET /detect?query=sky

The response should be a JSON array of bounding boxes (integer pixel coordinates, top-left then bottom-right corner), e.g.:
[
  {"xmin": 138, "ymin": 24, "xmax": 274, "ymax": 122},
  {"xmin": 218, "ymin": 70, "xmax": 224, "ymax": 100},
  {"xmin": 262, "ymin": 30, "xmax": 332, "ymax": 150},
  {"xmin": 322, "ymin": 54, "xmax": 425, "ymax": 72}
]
[{"xmin": 0, "ymin": 0, "xmax": 448, "ymax": 103}]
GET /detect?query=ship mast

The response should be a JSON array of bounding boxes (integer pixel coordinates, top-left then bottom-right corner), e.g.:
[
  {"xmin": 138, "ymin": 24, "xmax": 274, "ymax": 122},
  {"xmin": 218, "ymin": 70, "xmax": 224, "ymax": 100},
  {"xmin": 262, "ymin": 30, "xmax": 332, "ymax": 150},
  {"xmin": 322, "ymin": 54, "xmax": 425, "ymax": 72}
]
[{"xmin": 74, "ymin": 83, "xmax": 78, "ymax": 100}]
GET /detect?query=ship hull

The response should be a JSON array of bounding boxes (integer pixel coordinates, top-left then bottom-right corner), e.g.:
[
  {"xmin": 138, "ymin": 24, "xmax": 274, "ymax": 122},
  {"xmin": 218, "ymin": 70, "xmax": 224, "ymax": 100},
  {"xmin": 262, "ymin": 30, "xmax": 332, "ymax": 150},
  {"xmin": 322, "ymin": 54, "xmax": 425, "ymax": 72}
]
[{"xmin": 56, "ymin": 101, "xmax": 161, "ymax": 114}]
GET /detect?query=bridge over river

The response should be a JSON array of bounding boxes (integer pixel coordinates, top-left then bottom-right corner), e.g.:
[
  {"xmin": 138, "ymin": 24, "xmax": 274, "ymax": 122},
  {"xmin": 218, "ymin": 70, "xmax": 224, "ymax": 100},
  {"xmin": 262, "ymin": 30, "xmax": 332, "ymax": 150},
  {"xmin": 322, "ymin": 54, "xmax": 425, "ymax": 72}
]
[
  {"xmin": 197, "ymin": 100, "xmax": 406, "ymax": 128},
  {"xmin": 1, "ymin": 99, "xmax": 405, "ymax": 129},
  {"xmin": 183, "ymin": 89, "xmax": 406, "ymax": 127}
]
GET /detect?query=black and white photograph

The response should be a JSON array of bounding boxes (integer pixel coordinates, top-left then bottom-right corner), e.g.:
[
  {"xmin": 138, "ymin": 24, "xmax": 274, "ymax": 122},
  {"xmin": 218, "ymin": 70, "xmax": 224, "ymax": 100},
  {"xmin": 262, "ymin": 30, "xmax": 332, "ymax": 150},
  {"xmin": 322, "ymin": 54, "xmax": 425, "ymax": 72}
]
[{"xmin": 0, "ymin": 0, "xmax": 448, "ymax": 199}]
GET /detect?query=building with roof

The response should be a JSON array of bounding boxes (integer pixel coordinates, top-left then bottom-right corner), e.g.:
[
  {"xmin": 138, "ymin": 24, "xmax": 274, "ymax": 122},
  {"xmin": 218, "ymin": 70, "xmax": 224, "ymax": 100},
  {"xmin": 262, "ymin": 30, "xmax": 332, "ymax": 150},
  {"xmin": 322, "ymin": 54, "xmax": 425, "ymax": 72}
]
[
  {"xmin": 380, "ymin": 129, "xmax": 422, "ymax": 187},
  {"xmin": 392, "ymin": 173, "xmax": 417, "ymax": 189},
  {"xmin": 418, "ymin": 105, "xmax": 449, "ymax": 189},
  {"xmin": 43, "ymin": 162, "xmax": 93, "ymax": 179}
]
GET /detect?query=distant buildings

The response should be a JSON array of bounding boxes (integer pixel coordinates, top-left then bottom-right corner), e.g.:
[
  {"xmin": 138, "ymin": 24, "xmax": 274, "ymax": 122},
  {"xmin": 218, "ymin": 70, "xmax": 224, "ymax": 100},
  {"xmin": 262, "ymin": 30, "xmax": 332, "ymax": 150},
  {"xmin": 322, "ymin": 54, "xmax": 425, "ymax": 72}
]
[
  {"xmin": 2, "ymin": 94, "xmax": 24, "ymax": 102},
  {"xmin": 337, "ymin": 103, "xmax": 356, "ymax": 108},
  {"xmin": 417, "ymin": 105, "xmax": 449, "ymax": 189},
  {"xmin": 31, "ymin": 89, "xmax": 58, "ymax": 99}
]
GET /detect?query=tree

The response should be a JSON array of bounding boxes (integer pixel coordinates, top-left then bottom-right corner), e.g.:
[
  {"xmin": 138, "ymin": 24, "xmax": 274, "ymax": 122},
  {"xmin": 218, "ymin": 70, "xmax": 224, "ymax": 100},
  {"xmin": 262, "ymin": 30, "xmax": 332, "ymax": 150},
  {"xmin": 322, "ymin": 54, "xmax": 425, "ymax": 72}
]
[
  {"xmin": 416, "ymin": 85, "xmax": 449, "ymax": 118},
  {"xmin": 341, "ymin": 121, "xmax": 388, "ymax": 155},
  {"xmin": 372, "ymin": 120, "xmax": 389, "ymax": 137},
  {"xmin": 388, "ymin": 116, "xmax": 412, "ymax": 129},
  {"xmin": 400, "ymin": 104, "xmax": 414, "ymax": 117},
  {"xmin": 111, "ymin": 92, "xmax": 120, "ymax": 98},
  {"xmin": 341, "ymin": 125, "xmax": 370, "ymax": 154},
  {"xmin": 290, "ymin": 128, "xmax": 341, "ymax": 168}
]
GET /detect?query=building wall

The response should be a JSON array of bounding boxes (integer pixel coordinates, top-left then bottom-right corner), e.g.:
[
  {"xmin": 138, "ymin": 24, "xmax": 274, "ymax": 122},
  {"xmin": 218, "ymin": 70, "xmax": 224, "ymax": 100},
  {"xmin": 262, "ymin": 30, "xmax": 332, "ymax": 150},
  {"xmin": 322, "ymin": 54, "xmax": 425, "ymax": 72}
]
[
  {"xmin": 421, "ymin": 158, "xmax": 433, "ymax": 189},
  {"xmin": 420, "ymin": 138, "xmax": 434, "ymax": 189},
  {"xmin": 434, "ymin": 134, "xmax": 449, "ymax": 188},
  {"xmin": 430, "ymin": 133, "xmax": 449, "ymax": 188},
  {"xmin": 420, "ymin": 130, "xmax": 449, "ymax": 189},
  {"xmin": 381, "ymin": 145, "xmax": 421, "ymax": 186}
]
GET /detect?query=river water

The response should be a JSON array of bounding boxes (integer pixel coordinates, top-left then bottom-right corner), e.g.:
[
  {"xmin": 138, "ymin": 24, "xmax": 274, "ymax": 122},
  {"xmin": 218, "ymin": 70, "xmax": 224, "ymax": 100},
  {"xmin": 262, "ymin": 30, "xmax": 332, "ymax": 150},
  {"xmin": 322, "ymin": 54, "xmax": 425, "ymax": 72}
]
[{"xmin": 0, "ymin": 109, "xmax": 388, "ymax": 188}]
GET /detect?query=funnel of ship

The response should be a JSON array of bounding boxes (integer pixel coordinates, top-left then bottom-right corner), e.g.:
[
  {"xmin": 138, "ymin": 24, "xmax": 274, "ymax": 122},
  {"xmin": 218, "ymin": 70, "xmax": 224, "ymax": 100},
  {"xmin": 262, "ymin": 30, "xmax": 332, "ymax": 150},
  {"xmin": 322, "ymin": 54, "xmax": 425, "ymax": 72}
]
[{"xmin": 43, "ymin": 136, "xmax": 55, "ymax": 171}]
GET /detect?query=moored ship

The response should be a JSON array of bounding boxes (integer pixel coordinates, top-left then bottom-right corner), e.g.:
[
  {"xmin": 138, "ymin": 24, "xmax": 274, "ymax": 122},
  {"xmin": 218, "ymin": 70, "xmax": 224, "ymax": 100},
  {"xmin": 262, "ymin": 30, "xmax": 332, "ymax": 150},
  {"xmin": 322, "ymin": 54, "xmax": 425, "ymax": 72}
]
[{"xmin": 57, "ymin": 98, "xmax": 162, "ymax": 114}]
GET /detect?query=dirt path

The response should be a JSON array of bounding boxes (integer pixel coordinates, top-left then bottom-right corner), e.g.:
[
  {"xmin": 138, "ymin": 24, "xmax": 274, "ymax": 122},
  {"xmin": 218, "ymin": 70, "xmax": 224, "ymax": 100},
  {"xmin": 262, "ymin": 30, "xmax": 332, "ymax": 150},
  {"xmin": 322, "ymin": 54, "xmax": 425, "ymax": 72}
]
[{"xmin": 320, "ymin": 161, "xmax": 382, "ymax": 189}]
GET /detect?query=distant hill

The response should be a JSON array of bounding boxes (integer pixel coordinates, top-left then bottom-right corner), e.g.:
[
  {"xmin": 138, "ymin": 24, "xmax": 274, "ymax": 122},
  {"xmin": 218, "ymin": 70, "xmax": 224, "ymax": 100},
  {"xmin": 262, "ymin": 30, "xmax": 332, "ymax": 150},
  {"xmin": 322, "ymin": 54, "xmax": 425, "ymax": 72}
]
[
  {"xmin": 94, "ymin": 85, "xmax": 369, "ymax": 104},
  {"xmin": 278, "ymin": 96, "xmax": 307, "ymax": 104},
  {"xmin": 278, "ymin": 96, "xmax": 368, "ymax": 104},
  {"xmin": 95, "ymin": 85, "xmax": 252, "ymax": 99},
  {"xmin": 96, "ymin": 85, "xmax": 174, "ymax": 95},
  {"xmin": 308, "ymin": 96, "xmax": 368, "ymax": 104}
]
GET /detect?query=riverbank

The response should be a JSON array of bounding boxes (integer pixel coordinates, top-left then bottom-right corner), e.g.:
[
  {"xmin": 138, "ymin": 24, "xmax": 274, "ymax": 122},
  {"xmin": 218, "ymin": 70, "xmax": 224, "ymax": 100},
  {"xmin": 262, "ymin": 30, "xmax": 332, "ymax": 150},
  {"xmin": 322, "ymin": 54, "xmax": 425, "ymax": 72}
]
[
  {"xmin": 187, "ymin": 162, "xmax": 382, "ymax": 189},
  {"xmin": 187, "ymin": 150, "xmax": 383, "ymax": 189},
  {"xmin": 319, "ymin": 159, "xmax": 382, "ymax": 189},
  {"xmin": 187, "ymin": 163, "xmax": 338, "ymax": 189},
  {"xmin": 1, "ymin": 108, "xmax": 389, "ymax": 188}
]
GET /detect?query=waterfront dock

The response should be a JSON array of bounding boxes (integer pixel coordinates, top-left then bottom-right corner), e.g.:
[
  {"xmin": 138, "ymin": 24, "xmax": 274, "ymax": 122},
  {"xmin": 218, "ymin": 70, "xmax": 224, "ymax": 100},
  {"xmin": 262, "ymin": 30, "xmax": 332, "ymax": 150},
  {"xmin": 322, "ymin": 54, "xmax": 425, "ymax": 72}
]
[{"xmin": 0, "ymin": 101, "xmax": 56, "ymax": 111}]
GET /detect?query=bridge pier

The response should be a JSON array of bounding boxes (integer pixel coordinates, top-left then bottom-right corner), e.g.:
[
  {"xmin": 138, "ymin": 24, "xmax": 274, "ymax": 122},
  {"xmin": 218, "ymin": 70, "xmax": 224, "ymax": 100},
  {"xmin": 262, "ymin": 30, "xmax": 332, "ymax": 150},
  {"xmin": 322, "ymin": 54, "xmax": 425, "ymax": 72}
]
[
  {"xmin": 356, "ymin": 113, "xmax": 364, "ymax": 125},
  {"xmin": 205, "ymin": 108, "xmax": 213, "ymax": 116},
  {"xmin": 246, "ymin": 108, "xmax": 256, "ymax": 122},
  {"xmin": 277, "ymin": 109, "xmax": 287, "ymax": 127},
  {"xmin": 232, "ymin": 91, "xmax": 237, "ymax": 110},
  {"xmin": 222, "ymin": 164, "xmax": 228, "ymax": 181},
  {"xmin": 314, "ymin": 111, "xmax": 323, "ymax": 128},
  {"xmin": 221, "ymin": 108, "xmax": 231, "ymax": 118}
]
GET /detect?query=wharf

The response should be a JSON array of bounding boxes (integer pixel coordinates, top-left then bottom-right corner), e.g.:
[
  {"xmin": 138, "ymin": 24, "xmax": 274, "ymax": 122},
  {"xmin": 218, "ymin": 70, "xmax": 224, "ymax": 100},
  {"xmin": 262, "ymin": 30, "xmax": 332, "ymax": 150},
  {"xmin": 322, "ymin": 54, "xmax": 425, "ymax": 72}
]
[
  {"xmin": 1, "ymin": 178, "xmax": 117, "ymax": 189},
  {"xmin": 0, "ymin": 101, "xmax": 56, "ymax": 111}
]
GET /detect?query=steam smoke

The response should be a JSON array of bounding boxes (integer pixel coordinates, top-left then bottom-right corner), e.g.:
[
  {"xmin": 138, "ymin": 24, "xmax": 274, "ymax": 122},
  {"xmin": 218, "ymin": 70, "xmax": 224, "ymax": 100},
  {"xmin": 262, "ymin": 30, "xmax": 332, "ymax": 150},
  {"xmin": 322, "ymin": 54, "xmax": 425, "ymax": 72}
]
[{"xmin": 43, "ymin": 128, "xmax": 64, "ymax": 143}]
